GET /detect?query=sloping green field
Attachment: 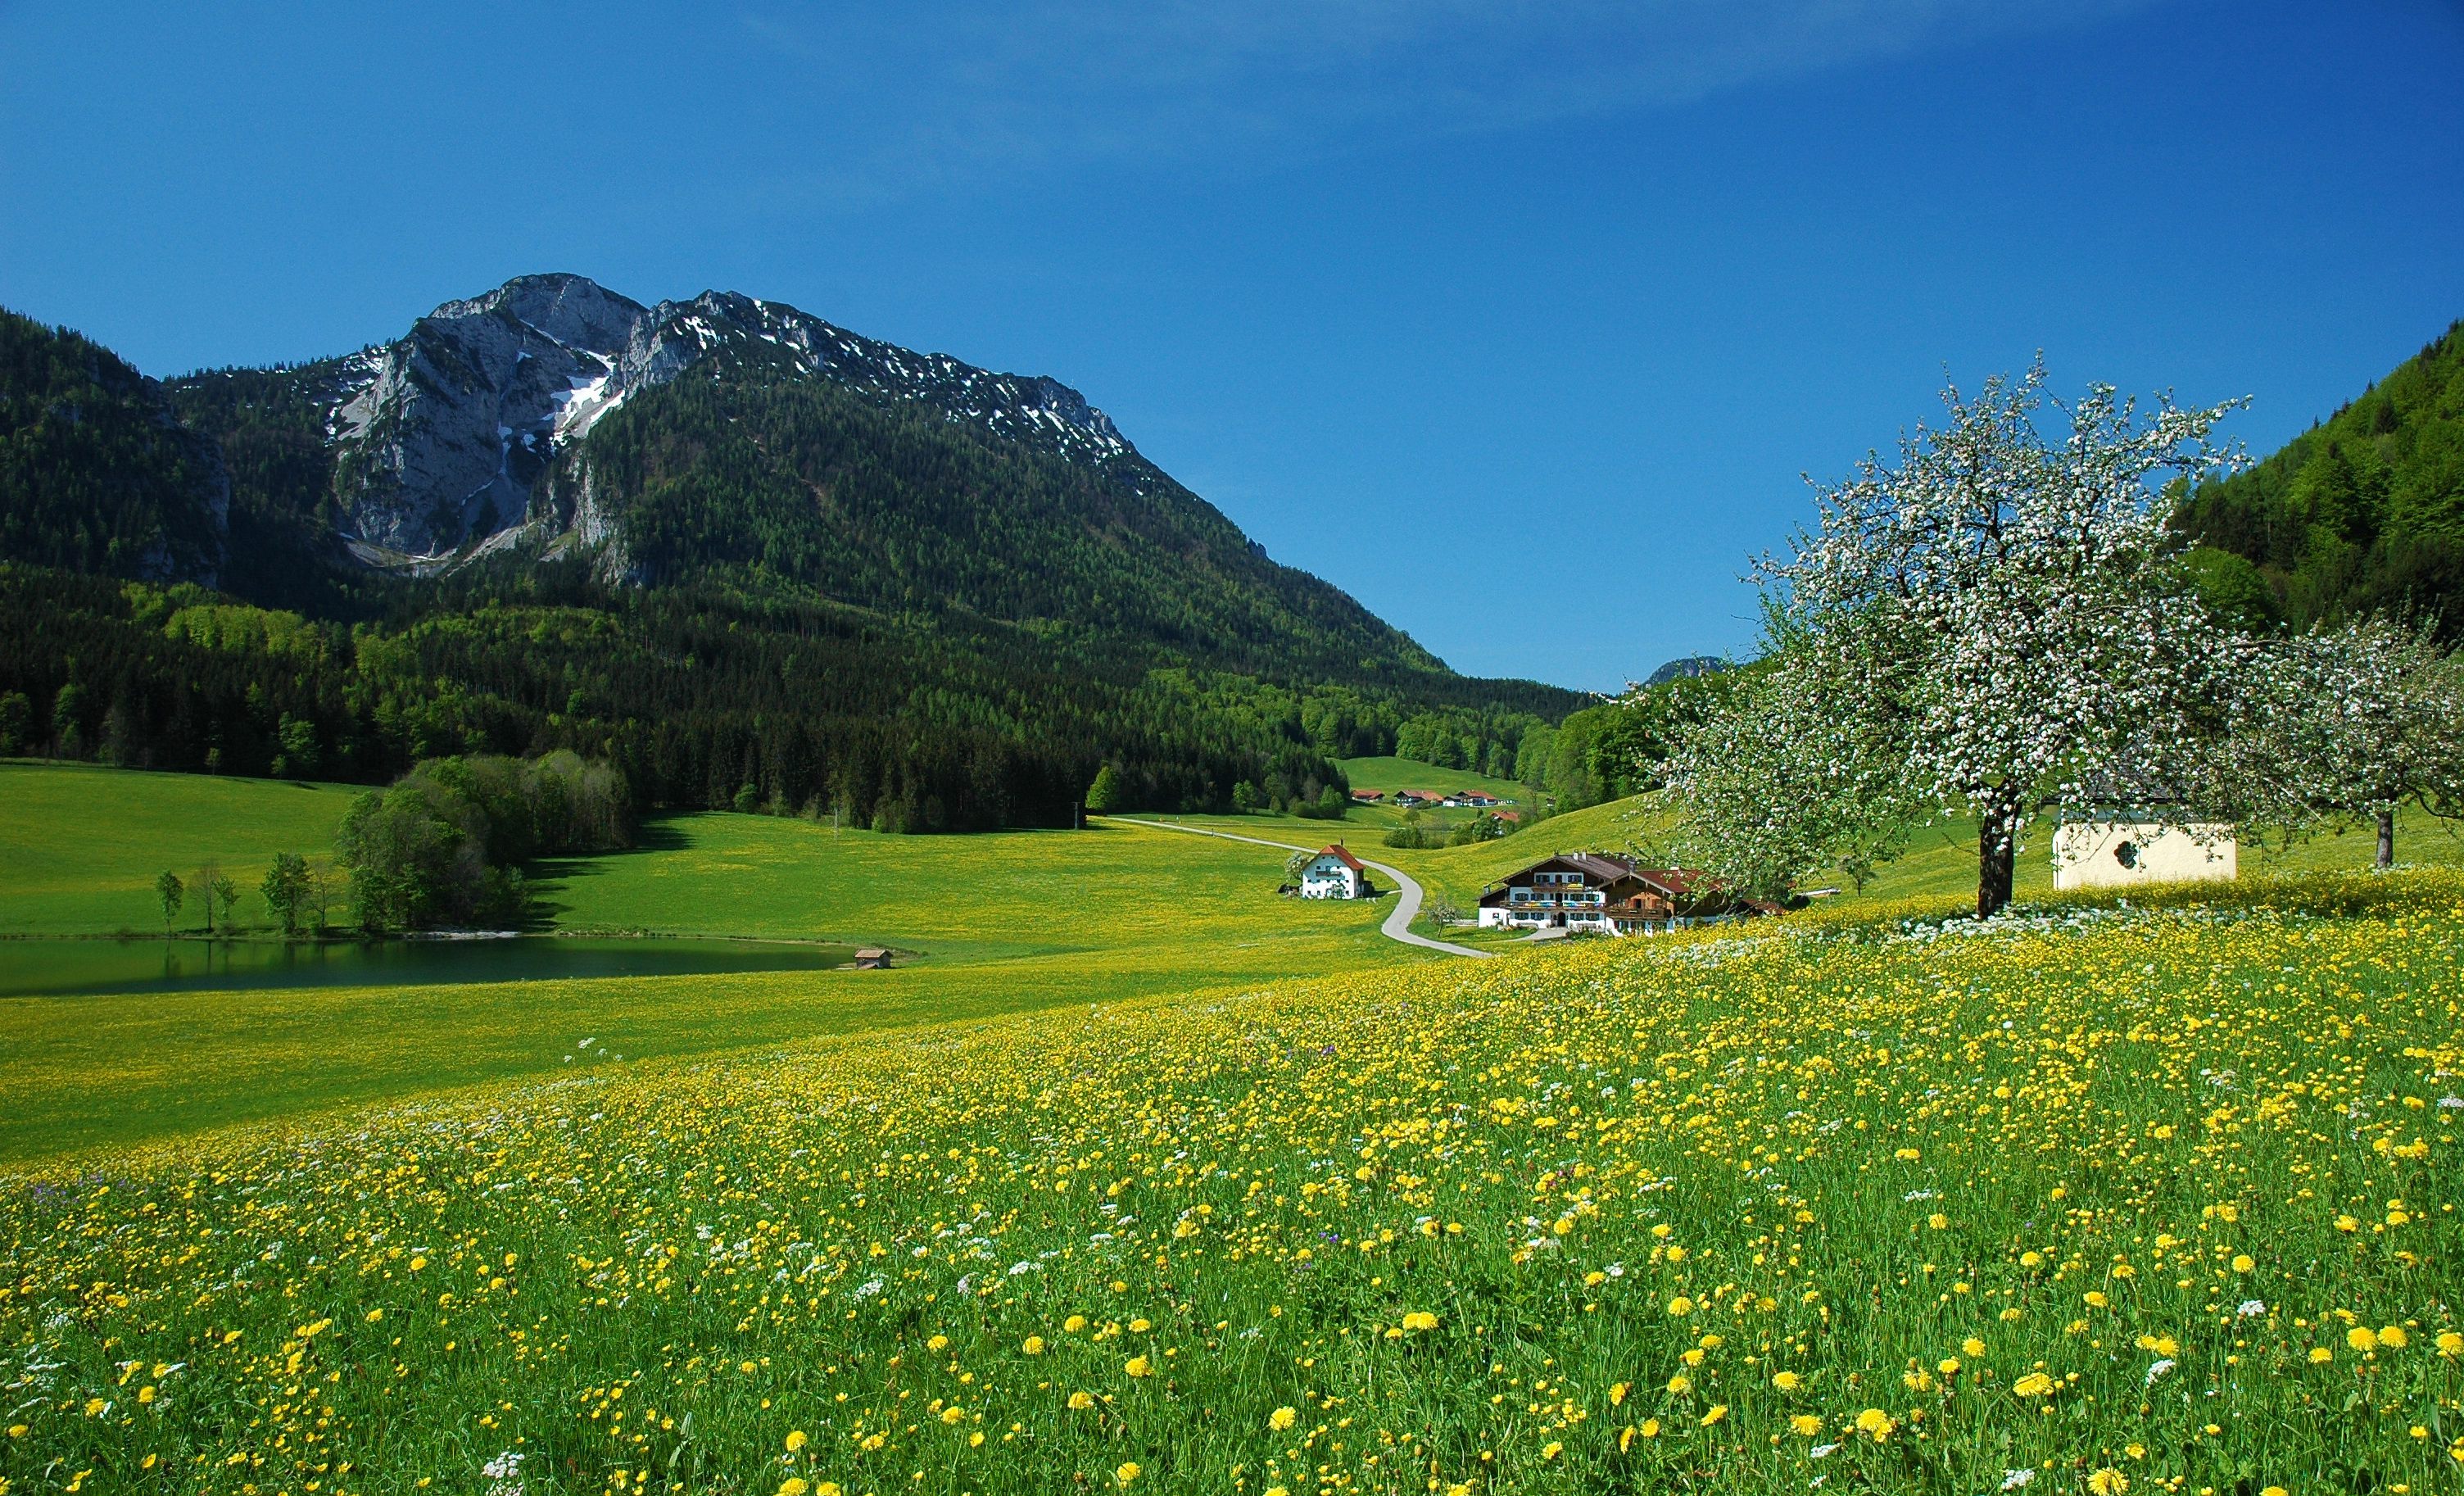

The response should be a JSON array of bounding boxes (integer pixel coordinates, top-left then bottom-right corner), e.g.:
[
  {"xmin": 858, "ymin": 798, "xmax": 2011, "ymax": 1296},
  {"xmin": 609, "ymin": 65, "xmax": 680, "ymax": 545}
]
[{"xmin": 0, "ymin": 760, "xmax": 360, "ymax": 933}]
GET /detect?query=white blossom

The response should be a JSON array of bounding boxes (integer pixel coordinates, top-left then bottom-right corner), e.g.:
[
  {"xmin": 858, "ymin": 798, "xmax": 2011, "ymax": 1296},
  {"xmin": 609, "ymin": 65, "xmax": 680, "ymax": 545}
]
[{"xmin": 1665, "ymin": 362, "xmax": 2251, "ymax": 915}]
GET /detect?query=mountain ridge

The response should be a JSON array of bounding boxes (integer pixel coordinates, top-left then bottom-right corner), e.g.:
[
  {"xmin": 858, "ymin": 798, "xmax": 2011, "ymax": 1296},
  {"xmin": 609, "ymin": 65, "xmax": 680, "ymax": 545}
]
[
  {"xmin": 153, "ymin": 271, "xmax": 1453, "ymax": 686},
  {"xmin": 0, "ymin": 279, "xmax": 1585, "ymax": 830}
]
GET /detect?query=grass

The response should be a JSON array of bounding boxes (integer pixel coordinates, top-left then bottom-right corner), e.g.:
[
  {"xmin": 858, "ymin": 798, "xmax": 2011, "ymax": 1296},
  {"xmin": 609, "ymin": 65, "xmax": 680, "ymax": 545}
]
[
  {"xmin": 1335, "ymin": 756, "xmax": 1531, "ymax": 804},
  {"xmin": 0, "ymin": 766, "xmax": 1431, "ymax": 1163},
  {"xmin": 0, "ymin": 761, "xmax": 360, "ymax": 935},
  {"xmin": 4, "ymin": 868, "xmax": 2457, "ymax": 1494}
]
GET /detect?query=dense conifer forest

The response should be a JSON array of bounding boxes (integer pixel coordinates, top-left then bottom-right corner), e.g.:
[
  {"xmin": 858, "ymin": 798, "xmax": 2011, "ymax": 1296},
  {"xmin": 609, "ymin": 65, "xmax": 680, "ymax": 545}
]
[{"xmin": 0, "ymin": 310, "xmax": 228, "ymax": 584}]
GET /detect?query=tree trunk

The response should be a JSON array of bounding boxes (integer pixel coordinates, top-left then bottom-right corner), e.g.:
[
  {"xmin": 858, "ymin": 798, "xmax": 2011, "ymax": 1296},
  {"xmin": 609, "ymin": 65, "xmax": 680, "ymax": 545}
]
[
  {"xmin": 1977, "ymin": 803, "xmax": 2018, "ymax": 919},
  {"xmin": 2377, "ymin": 806, "xmax": 2395, "ymax": 869}
]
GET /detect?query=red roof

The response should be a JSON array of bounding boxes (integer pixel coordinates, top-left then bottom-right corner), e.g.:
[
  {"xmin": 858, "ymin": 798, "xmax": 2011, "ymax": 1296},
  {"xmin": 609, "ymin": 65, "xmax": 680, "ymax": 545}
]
[
  {"xmin": 1318, "ymin": 844, "xmax": 1366, "ymax": 873},
  {"xmin": 1349, "ymin": 789, "xmax": 1384, "ymax": 800}
]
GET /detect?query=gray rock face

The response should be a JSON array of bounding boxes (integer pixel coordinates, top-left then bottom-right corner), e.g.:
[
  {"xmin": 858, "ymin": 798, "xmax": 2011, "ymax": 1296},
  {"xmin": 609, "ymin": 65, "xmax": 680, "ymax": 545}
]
[
  {"xmin": 330, "ymin": 274, "xmax": 648, "ymax": 558},
  {"xmin": 319, "ymin": 273, "xmax": 1131, "ymax": 562}
]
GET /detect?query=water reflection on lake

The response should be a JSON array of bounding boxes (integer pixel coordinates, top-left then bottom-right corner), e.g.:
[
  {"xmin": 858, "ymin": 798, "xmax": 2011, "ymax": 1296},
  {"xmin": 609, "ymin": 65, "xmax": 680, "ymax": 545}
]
[{"xmin": 0, "ymin": 936, "xmax": 860, "ymax": 999}]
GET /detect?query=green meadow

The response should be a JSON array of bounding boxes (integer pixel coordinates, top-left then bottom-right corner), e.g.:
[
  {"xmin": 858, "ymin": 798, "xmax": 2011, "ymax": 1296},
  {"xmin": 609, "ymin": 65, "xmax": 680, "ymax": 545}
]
[
  {"xmin": 0, "ymin": 764, "xmax": 1427, "ymax": 1163},
  {"xmin": 0, "ymin": 760, "xmax": 360, "ymax": 934},
  {"xmin": 1334, "ymin": 755, "xmax": 1530, "ymax": 804},
  {"xmin": 3, "ymin": 759, "xmax": 2460, "ymax": 1165}
]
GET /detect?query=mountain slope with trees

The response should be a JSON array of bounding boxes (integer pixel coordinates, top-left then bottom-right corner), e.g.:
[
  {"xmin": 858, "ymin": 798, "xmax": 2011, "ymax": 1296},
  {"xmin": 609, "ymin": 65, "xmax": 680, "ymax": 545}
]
[
  {"xmin": 2176, "ymin": 320, "xmax": 2464, "ymax": 632},
  {"xmin": 0, "ymin": 281, "xmax": 1583, "ymax": 828},
  {"xmin": 0, "ymin": 309, "xmax": 229, "ymax": 586}
]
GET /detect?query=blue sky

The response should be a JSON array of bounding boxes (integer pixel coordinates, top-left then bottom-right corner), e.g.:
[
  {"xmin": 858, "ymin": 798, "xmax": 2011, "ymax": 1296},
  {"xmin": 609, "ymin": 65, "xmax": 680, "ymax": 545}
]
[{"xmin": 5, "ymin": 1, "xmax": 2462, "ymax": 692}]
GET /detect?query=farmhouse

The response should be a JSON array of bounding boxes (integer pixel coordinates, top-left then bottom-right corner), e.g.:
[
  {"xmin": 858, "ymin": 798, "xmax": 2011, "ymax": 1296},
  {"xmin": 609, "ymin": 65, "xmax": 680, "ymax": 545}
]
[
  {"xmin": 1296, "ymin": 845, "xmax": 1377, "ymax": 900},
  {"xmin": 1392, "ymin": 790, "xmax": 1445, "ymax": 809},
  {"xmin": 1349, "ymin": 788, "xmax": 1386, "ymax": 804},
  {"xmin": 1443, "ymin": 790, "xmax": 1503, "ymax": 809},
  {"xmin": 1476, "ymin": 852, "xmax": 1769, "ymax": 935}
]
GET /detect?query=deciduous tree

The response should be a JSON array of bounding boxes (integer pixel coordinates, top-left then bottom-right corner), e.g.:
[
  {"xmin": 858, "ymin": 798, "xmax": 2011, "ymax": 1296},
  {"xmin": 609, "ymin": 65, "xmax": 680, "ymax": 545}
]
[
  {"xmin": 261, "ymin": 852, "xmax": 310, "ymax": 936},
  {"xmin": 1669, "ymin": 364, "xmax": 2251, "ymax": 917},
  {"xmin": 2235, "ymin": 615, "xmax": 2464, "ymax": 866},
  {"xmin": 154, "ymin": 870, "xmax": 183, "ymax": 938}
]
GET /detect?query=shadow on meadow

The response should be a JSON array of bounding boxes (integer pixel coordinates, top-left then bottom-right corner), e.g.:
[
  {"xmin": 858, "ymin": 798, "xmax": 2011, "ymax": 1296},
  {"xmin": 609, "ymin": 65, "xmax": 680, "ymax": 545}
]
[{"xmin": 522, "ymin": 816, "xmax": 694, "ymax": 929}]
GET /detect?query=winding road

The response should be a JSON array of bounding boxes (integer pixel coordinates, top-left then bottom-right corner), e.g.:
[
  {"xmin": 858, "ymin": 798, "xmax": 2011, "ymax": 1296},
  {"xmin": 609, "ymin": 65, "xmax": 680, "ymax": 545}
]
[{"xmin": 1112, "ymin": 818, "xmax": 1493, "ymax": 959}]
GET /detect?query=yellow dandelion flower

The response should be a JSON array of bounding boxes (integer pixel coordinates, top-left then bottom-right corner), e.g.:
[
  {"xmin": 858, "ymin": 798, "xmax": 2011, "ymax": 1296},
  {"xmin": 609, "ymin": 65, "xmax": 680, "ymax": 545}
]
[
  {"xmin": 1791, "ymin": 1415, "xmax": 1823, "ymax": 1436},
  {"xmin": 1610, "ymin": 1381, "xmax": 1629, "ymax": 1406},
  {"xmin": 1701, "ymin": 1404, "xmax": 1728, "ymax": 1426},
  {"xmin": 1962, "ymin": 1338, "xmax": 1986, "ymax": 1358},
  {"xmin": 1641, "ymin": 1418, "xmax": 1661, "ymax": 1437},
  {"xmin": 1021, "ymin": 1335, "xmax": 1045, "ymax": 1355},
  {"xmin": 2308, "ymin": 1346, "xmax": 2333, "ymax": 1364},
  {"xmin": 778, "ymin": 1481, "xmax": 808, "ymax": 1496},
  {"xmin": 2438, "ymin": 1331, "xmax": 2463, "ymax": 1358},
  {"xmin": 1068, "ymin": 1391, "xmax": 1096, "ymax": 1410},
  {"xmin": 2013, "ymin": 1372, "xmax": 2055, "ymax": 1397},
  {"xmin": 1115, "ymin": 1461, "xmax": 1141, "ymax": 1485},
  {"xmin": 2348, "ymin": 1326, "xmax": 2378, "ymax": 1353},
  {"xmin": 784, "ymin": 1430, "xmax": 808, "ymax": 1453},
  {"xmin": 1270, "ymin": 1406, "xmax": 1298, "ymax": 1431},
  {"xmin": 1855, "ymin": 1408, "xmax": 1894, "ymax": 1439},
  {"xmin": 2378, "ymin": 1326, "xmax": 2408, "ymax": 1349},
  {"xmin": 2087, "ymin": 1469, "xmax": 2129, "ymax": 1496},
  {"xmin": 1771, "ymin": 1371, "xmax": 1800, "ymax": 1391},
  {"xmin": 1541, "ymin": 1440, "xmax": 1563, "ymax": 1460},
  {"xmin": 1124, "ymin": 1355, "xmax": 1152, "ymax": 1378},
  {"xmin": 2232, "ymin": 1254, "xmax": 2255, "ymax": 1273}
]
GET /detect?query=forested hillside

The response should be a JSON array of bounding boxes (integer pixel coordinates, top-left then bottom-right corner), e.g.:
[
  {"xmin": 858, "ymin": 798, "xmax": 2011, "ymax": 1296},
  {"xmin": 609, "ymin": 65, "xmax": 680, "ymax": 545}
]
[
  {"xmin": 0, "ymin": 308, "xmax": 228, "ymax": 585},
  {"xmin": 0, "ymin": 564, "xmax": 1557, "ymax": 828},
  {"xmin": 2176, "ymin": 320, "xmax": 2464, "ymax": 632},
  {"xmin": 568, "ymin": 347, "xmax": 1442, "ymax": 684}
]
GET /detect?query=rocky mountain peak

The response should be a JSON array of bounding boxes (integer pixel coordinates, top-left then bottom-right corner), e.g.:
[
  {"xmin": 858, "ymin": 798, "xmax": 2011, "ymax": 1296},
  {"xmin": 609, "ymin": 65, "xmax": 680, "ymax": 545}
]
[{"xmin": 311, "ymin": 274, "xmax": 1135, "ymax": 564}]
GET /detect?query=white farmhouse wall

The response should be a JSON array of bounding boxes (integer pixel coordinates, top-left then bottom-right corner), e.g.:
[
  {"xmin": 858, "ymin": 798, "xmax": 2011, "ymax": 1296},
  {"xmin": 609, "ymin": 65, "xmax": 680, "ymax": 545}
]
[
  {"xmin": 1298, "ymin": 855, "xmax": 1363, "ymax": 900},
  {"xmin": 2052, "ymin": 821, "xmax": 2236, "ymax": 891}
]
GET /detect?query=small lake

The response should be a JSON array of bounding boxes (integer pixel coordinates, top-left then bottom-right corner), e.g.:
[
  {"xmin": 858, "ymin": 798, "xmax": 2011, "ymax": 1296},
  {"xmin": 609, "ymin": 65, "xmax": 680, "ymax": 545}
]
[{"xmin": 0, "ymin": 936, "xmax": 863, "ymax": 1000}]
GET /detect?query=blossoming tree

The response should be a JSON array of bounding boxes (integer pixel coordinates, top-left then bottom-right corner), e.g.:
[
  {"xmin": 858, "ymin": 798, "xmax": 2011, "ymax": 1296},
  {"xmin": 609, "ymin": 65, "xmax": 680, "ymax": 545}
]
[
  {"xmin": 2235, "ymin": 614, "xmax": 2464, "ymax": 866},
  {"xmin": 1668, "ymin": 363, "xmax": 2250, "ymax": 917}
]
